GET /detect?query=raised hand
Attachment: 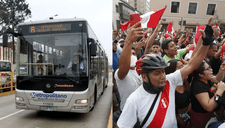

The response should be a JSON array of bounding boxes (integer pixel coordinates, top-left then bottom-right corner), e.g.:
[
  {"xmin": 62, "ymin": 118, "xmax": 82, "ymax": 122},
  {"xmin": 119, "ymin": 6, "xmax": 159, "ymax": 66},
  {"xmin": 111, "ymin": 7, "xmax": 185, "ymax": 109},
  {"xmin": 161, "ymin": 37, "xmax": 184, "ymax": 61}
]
[
  {"xmin": 126, "ymin": 22, "xmax": 145, "ymax": 44},
  {"xmin": 155, "ymin": 19, "xmax": 162, "ymax": 33},
  {"xmin": 135, "ymin": 37, "xmax": 145, "ymax": 50},
  {"xmin": 217, "ymin": 81, "xmax": 225, "ymax": 93},
  {"xmin": 202, "ymin": 17, "xmax": 214, "ymax": 45}
]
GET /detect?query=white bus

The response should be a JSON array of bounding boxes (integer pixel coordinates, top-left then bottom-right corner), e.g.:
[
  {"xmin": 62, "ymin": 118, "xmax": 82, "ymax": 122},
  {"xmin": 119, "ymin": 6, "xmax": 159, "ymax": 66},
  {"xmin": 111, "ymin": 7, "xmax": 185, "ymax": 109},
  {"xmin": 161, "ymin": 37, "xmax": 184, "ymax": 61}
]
[{"xmin": 4, "ymin": 18, "xmax": 108, "ymax": 113}]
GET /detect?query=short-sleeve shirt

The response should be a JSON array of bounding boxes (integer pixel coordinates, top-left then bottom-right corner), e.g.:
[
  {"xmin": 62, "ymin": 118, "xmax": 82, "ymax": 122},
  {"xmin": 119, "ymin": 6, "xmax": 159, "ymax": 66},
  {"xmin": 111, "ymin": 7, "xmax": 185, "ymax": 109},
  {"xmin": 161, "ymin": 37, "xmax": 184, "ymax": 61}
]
[
  {"xmin": 191, "ymin": 80, "xmax": 214, "ymax": 113},
  {"xmin": 114, "ymin": 69, "xmax": 142, "ymax": 111},
  {"xmin": 117, "ymin": 70, "xmax": 183, "ymax": 128},
  {"xmin": 163, "ymin": 49, "xmax": 186, "ymax": 62},
  {"xmin": 113, "ymin": 51, "xmax": 120, "ymax": 71}
]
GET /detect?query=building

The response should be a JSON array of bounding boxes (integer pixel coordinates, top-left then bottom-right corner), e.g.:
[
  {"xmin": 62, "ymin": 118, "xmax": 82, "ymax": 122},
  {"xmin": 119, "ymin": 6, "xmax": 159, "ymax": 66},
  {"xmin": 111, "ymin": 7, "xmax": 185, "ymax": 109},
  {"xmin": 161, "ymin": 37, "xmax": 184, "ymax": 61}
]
[
  {"xmin": 113, "ymin": 0, "xmax": 141, "ymax": 31},
  {"xmin": 0, "ymin": 36, "xmax": 16, "ymax": 71},
  {"xmin": 149, "ymin": 0, "xmax": 225, "ymax": 32},
  {"xmin": 128, "ymin": 0, "xmax": 150, "ymax": 14}
]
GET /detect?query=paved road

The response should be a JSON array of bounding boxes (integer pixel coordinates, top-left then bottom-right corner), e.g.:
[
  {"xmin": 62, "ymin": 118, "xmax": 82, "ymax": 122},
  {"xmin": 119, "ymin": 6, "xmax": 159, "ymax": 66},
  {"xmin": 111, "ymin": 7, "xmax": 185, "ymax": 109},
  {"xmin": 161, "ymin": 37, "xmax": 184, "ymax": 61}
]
[{"xmin": 0, "ymin": 73, "xmax": 112, "ymax": 128}]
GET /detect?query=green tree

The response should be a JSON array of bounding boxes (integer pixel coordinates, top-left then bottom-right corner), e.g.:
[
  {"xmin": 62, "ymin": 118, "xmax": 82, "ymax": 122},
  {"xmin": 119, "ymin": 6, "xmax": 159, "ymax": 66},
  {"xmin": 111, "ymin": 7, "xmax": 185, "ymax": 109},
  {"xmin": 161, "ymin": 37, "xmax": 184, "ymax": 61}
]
[
  {"xmin": 0, "ymin": 0, "xmax": 31, "ymax": 63},
  {"xmin": 0, "ymin": 4, "xmax": 9, "ymax": 34},
  {"xmin": 0, "ymin": 0, "xmax": 31, "ymax": 30}
]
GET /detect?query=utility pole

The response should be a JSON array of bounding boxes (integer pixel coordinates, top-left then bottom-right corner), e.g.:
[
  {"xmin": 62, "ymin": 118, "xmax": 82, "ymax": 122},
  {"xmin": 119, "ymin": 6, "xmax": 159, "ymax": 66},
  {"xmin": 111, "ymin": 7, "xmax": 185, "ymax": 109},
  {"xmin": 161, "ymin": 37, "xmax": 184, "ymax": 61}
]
[
  {"xmin": 179, "ymin": 17, "xmax": 183, "ymax": 29},
  {"xmin": 10, "ymin": 4, "xmax": 15, "ymax": 64}
]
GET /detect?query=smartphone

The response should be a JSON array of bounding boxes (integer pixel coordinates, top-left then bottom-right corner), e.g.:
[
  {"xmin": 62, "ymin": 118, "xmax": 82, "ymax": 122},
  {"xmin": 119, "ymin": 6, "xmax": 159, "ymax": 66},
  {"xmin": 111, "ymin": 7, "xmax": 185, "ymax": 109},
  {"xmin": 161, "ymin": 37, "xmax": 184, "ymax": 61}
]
[
  {"xmin": 183, "ymin": 32, "xmax": 187, "ymax": 38},
  {"xmin": 129, "ymin": 14, "xmax": 141, "ymax": 27}
]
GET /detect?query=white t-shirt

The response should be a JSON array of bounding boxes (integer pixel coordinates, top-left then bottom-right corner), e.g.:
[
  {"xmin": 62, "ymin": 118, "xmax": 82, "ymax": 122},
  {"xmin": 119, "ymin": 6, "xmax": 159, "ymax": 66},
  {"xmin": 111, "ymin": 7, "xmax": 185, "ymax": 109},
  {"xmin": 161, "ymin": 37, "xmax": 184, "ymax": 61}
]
[
  {"xmin": 117, "ymin": 44, "xmax": 122, "ymax": 53},
  {"xmin": 117, "ymin": 70, "xmax": 183, "ymax": 128},
  {"xmin": 114, "ymin": 69, "xmax": 142, "ymax": 111},
  {"xmin": 218, "ymin": 122, "xmax": 225, "ymax": 128}
]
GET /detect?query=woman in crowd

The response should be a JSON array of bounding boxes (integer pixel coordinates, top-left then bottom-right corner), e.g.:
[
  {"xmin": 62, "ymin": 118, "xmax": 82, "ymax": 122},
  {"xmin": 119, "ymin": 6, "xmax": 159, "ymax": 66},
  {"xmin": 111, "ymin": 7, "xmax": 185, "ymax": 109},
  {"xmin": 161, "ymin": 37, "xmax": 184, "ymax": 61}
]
[
  {"xmin": 165, "ymin": 59, "xmax": 191, "ymax": 128},
  {"xmin": 189, "ymin": 61, "xmax": 225, "ymax": 128}
]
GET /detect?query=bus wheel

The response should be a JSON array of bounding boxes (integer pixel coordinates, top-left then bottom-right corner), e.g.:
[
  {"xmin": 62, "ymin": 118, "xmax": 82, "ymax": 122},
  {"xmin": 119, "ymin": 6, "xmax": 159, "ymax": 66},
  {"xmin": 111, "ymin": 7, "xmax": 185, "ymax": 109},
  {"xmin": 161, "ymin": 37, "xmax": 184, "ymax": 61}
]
[{"xmin": 90, "ymin": 86, "xmax": 97, "ymax": 111}]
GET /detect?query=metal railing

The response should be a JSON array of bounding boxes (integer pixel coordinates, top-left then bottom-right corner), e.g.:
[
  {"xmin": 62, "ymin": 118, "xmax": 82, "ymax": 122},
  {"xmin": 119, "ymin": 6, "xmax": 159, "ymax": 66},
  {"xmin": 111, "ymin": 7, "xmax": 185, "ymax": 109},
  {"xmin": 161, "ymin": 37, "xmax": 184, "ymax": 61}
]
[{"xmin": 0, "ymin": 72, "xmax": 16, "ymax": 96}]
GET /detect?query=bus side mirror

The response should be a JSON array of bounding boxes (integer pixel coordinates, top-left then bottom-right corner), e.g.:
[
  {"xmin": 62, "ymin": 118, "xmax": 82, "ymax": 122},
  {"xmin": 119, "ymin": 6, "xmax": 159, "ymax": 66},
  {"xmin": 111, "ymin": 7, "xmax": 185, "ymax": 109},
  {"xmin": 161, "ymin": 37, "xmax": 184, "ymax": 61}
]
[
  {"xmin": 89, "ymin": 38, "xmax": 97, "ymax": 56},
  {"xmin": 3, "ymin": 34, "xmax": 8, "ymax": 47}
]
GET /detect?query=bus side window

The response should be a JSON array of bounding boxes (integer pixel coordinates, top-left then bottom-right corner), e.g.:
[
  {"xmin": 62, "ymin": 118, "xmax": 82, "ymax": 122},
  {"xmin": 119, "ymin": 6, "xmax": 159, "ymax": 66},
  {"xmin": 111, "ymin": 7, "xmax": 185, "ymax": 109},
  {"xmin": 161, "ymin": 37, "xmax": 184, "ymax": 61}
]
[{"xmin": 90, "ymin": 59, "xmax": 95, "ymax": 79}]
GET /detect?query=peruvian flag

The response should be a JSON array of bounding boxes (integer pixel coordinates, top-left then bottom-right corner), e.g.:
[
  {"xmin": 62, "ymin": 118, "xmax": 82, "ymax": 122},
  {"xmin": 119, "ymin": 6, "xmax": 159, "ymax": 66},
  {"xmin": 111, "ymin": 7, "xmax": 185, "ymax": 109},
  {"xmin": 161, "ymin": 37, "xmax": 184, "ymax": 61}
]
[
  {"xmin": 120, "ymin": 5, "xmax": 167, "ymax": 30},
  {"xmin": 120, "ymin": 21, "xmax": 130, "ymax": 31},
  {"xmin": 194, "ymin": 25, "xmax": 205, "ymax": 47},
  {"xmin": 216, "ymin": 22, "xmax": 222, "ymax": 36},
  {"xmin": 166, "ymin": 22, "xmax": 174, "ymax": 33},
  {"xmin": 141, "ymin": 5, "xmax": 167, "ymax": 28},
  {"xmin": 166, "ymin": 22, "xmax": 175, "ymax": 38}
]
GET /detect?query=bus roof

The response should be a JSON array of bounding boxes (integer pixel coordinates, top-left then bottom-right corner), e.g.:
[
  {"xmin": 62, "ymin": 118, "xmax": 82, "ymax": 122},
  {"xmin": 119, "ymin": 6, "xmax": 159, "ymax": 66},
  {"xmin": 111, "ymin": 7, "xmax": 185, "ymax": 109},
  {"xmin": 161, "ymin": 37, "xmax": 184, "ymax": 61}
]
[{"xmin": 18, "ymin": 18, "xmax": 87, "ymax": 26}]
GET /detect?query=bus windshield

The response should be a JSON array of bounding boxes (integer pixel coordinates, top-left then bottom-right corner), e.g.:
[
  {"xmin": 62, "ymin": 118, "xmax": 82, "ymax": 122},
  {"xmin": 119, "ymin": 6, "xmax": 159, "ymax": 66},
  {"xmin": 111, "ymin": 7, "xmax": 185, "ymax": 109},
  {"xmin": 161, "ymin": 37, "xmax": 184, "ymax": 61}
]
[{"xmin": 18, "ymin": 33, "xmax": 88, "ymax": 77}]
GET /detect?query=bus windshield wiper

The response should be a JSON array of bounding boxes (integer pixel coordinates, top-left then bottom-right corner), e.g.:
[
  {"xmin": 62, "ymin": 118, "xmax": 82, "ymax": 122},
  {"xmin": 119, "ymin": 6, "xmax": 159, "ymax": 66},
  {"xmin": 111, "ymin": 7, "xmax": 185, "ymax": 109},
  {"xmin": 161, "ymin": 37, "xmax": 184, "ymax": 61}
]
[{"xmin": 57, "ymin": 74, "xmax": 79, "ymax": 84}]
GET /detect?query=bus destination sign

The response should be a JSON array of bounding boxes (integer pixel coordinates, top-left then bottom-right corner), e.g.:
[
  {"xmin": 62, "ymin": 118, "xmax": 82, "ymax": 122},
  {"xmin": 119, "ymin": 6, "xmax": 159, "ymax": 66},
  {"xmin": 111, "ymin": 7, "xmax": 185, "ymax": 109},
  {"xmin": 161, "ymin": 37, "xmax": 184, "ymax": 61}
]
[{"xmin": 29, "ymin": 23, "xmax": 71, "ymax": 33}]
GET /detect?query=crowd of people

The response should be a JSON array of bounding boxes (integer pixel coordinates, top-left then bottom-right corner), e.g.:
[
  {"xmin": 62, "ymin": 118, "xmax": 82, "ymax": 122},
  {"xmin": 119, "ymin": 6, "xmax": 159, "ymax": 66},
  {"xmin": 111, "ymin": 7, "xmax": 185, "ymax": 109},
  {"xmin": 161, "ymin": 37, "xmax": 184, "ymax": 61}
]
[{"xmin": 112, "ymin": 17, "xmax": 225, "ymax": 128}]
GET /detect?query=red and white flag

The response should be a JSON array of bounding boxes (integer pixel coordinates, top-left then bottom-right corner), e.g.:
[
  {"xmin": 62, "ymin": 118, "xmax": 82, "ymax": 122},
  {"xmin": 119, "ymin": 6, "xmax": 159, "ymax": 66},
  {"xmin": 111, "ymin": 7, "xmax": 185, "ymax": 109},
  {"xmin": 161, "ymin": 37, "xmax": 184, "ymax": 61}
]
[
  {"xmin": 166, "ymin": 22, "xmax": 174, "ymax": 33},
  {"xmin": 216, "ymin": 22, "xmax": 222, "ymax": 36},
  {"xmin": 120, "ymin": 5, "xmax": 166, "ymax": 30},
  {"xmin": 140, "ymin": 5, "xmax": 167, "ymax": 28},
  {"xmin": 194, "ymin": 25, "xmax": 205, "ymax": 47},
  {"xmin": 120, "ymin": 21, "xmax": 130, "ymax": 31},
  {"xmin": 166, "ymin": 22, "xmax": 175, "ymax": 38}
]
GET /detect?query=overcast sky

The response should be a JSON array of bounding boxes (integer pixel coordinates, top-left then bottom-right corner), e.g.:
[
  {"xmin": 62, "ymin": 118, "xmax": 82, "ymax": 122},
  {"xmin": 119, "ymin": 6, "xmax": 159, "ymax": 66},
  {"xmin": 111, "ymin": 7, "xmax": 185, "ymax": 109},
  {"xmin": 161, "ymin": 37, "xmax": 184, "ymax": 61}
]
[{"xmin": 25, "ymin": 0, "xmax": 112, "ymax": 64}]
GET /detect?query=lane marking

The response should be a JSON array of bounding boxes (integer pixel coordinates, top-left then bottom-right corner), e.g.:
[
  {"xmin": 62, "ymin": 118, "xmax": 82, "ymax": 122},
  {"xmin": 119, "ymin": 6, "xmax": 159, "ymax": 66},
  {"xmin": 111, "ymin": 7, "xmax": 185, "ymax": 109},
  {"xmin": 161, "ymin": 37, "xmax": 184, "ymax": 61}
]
[{"xmin": 0, "ymin": 110, "xmax": 24, "ymax": 121}]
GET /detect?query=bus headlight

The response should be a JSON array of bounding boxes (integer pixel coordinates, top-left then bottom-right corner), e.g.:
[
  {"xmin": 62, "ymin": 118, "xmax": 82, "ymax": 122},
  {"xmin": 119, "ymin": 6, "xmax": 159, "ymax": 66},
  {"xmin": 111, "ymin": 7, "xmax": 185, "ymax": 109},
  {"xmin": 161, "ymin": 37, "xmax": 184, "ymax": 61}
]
[
  {"xmin": 75, "ymin": 99, "xmax": 88, "ymax": 104},
  {"xmin": 15, "ymin": 97, "xmax": 24, "ymax": 101}
]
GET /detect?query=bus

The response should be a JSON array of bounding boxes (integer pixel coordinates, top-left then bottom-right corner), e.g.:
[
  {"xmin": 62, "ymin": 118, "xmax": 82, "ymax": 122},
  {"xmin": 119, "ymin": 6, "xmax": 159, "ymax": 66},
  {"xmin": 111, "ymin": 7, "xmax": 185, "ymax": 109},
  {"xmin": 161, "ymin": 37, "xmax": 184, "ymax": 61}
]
[{"xmin": 4, "ymin": 18, "xmax": 109, "ymax": 113}]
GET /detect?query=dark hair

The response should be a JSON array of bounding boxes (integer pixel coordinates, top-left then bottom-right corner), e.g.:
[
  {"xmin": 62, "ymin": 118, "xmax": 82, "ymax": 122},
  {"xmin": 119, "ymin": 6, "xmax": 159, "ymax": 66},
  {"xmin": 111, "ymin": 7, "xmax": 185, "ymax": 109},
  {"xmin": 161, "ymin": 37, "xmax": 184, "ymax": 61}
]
[
  {"xmin": 38, "ymin": 55, "xmax": 43, "ymax": 58},
  {"xmin": 152, "ymin": 40, "xmax": 160, "ymax": 46},
  {"xmin": 113, "ymin": 40, "xmax": 118, "ymax": 43},
  {"xmin": 209, "ymin": 43, "xmax": 217, "ymax": 49},
  {"xmin": 161, "ymin": 39, "xmax": 172, "ymax": 52},
  {"xmin": 218, "ymin": 37, "xmax": 222, "ymax": 42},
  {"xmin": 192, "ymin": 62, "xmax": 205, "ymax": 80},
  {"xmin": 188, "ymin": 36, "xmax": 193, "ymax": 42},
  {"xmin": 165, "ymin": 59, "xmax": 179, "ymax": 75},
  {"xmin": 136, "ymin": 37, "xmax": 143, "ymax": 42}
]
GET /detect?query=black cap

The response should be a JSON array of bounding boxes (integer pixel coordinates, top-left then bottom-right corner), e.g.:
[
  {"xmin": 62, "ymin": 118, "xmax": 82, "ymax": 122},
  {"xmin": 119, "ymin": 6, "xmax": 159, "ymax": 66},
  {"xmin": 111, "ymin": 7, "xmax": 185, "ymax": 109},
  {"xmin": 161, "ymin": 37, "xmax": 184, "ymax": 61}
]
[{"xmin": 113, "ymin": 40, "xmax": 118, "ymax": 43}]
